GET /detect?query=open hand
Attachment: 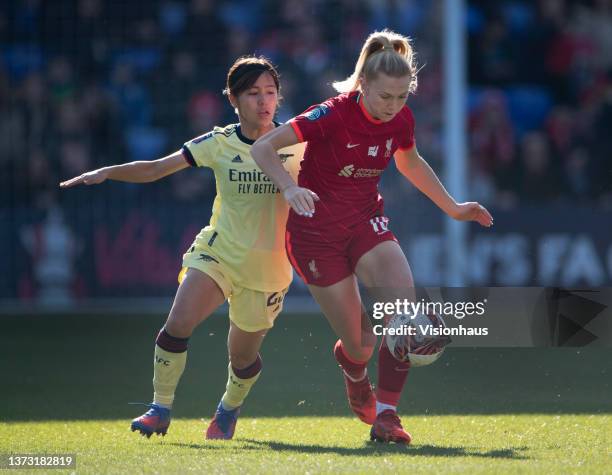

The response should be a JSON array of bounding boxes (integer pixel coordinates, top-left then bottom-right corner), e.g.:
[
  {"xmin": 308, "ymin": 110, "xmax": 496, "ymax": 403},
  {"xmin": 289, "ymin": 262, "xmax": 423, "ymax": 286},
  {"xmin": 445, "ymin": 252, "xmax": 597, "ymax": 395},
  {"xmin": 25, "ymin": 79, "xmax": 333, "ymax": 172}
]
[
  {"xmin": 60, "ymin": 168, "xmax": 109, "ymax": 188},
  {"xmin": 283, "ymin": 185, "xmax": 320, "ymax": 217},
  {"xmin": 450, "ymin": 202, "xmax": 493, "ymax": 227}
]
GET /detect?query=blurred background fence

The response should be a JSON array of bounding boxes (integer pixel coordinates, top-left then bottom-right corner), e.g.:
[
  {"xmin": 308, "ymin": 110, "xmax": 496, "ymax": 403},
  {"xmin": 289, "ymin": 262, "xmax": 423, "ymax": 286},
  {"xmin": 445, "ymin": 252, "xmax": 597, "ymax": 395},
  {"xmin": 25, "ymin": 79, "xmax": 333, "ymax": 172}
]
[{"xmin": 0, "ymin": 0, "xmax": 610, "ymax": 308}]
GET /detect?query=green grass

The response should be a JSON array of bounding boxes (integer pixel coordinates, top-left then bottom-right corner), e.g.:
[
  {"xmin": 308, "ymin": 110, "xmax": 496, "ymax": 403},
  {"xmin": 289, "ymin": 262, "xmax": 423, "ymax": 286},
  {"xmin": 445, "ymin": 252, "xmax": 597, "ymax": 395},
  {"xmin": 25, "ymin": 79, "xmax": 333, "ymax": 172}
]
[
  {"xmin": 2, "ymin": 314, "xmax": 611, "ymax": 473},
  {"xmin": 2, "ymin": 415, "xmax": 610, "ymax": 474}
]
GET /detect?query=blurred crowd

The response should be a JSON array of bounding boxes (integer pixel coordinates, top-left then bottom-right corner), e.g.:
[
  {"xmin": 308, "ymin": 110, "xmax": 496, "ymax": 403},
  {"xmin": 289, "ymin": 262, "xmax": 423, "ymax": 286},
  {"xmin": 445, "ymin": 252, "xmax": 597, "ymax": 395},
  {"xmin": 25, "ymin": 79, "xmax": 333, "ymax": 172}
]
[
  {"xmin": 0, "ymin": 0, "xmax": 610, "ymax": 214},
  {"xmin": 468, "ymin": 0, "xmax": 612, "ymax": 207}
]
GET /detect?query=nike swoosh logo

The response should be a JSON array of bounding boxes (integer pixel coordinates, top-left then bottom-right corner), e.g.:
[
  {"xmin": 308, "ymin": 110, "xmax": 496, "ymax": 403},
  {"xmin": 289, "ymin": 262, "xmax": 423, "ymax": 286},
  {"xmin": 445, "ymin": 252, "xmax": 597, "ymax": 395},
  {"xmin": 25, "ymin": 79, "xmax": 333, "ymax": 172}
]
[
  {"xmin": 346, "ymin": 143, "xmax": 360, "ymax": 149},
  {"xmin": 394, "ymin": 366, "xmax": 410, "ymax": 372}
]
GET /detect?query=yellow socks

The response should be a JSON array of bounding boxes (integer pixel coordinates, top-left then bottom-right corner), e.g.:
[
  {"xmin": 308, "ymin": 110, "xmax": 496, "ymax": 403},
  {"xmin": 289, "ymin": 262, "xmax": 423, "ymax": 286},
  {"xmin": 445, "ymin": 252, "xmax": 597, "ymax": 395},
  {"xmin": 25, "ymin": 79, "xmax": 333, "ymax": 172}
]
[
  {"xmin": 221, "ymin": 355, "xmax": 262, "ymax": 409},
  {"xmin": 152, "ymin": 328, "xmax": 189, "ymax": 408}
]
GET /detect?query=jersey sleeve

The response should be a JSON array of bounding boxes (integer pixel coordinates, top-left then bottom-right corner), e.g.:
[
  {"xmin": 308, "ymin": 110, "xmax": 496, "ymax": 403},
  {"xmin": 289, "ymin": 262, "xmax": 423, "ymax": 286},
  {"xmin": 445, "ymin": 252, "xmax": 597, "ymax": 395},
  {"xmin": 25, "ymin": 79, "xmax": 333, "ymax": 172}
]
[
  {"xmin": 182, "ymin": 130, "xmax": 220, "ymax": 168},
  {"xmin": 289, "ymin": 99, "xmax": 340, "ymax": 143},
  {"xmin": 397, "ymin": 107, "xmax": 416, "ymax": 151}
]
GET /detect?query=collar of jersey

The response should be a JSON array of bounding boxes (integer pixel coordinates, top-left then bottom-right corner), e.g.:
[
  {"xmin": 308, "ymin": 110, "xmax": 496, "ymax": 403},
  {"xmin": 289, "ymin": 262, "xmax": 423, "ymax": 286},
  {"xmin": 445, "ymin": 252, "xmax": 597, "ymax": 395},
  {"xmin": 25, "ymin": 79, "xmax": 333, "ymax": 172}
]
[
  {"xmin": 355, "ymin": 92, "xmax": 383, "ymax": 125},
  {"xmin": 236, "ymin": 121, "xmax": 281, "ymax": 145}
]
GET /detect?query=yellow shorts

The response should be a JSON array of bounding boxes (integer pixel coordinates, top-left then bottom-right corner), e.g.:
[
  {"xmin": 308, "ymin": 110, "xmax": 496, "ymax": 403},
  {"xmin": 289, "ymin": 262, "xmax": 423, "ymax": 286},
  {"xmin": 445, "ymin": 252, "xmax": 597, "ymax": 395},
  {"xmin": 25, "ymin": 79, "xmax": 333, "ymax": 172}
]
[{"xmin": 179, "ymin": 248, "xmax": 288, "ymax": 332}]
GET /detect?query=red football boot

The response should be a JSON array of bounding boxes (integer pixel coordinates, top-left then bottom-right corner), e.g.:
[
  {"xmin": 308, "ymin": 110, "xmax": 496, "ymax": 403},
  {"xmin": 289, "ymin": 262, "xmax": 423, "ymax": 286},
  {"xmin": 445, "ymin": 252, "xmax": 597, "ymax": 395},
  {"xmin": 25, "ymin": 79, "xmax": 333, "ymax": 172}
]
[
  {"xmin": 340, "ymin": 371, "xmax": 376, "ymax": 424},
  {"xmin": 333, "ymin": 341, "xmax": 376, "ymax": 424},
  {"xmin": 370, "ymin": 409, "xmax": 412, "ymax": 444}
]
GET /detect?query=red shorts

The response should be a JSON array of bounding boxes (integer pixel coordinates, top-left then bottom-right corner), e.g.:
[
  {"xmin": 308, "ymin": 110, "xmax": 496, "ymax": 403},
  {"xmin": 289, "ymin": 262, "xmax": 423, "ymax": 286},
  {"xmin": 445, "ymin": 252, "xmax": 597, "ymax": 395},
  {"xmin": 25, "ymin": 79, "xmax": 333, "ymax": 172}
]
[{"xmin": 285, "ymin": 216, "xmax": 397, "ymax": 287}]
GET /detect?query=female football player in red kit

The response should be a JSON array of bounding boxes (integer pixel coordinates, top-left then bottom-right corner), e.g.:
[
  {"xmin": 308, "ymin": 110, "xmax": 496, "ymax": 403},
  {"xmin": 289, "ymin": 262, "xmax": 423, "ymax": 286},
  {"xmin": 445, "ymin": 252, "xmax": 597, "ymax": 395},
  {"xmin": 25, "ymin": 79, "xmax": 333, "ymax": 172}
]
[{"xmin": 252, "ymin": 29, "xmax": 493, "ymax": 444}]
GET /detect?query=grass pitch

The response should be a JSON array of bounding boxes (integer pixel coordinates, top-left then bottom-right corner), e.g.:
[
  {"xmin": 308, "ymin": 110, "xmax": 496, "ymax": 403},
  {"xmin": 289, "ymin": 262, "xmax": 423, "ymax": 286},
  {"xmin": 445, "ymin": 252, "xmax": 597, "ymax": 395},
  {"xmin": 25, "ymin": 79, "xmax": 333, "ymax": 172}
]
[
  {"xmin": 2, "ymin": 415, "xmax": 610, "ymax": 474},
  {"xmin": 2, "ymin": 314, "xmax": 611, "ymax": 473}
]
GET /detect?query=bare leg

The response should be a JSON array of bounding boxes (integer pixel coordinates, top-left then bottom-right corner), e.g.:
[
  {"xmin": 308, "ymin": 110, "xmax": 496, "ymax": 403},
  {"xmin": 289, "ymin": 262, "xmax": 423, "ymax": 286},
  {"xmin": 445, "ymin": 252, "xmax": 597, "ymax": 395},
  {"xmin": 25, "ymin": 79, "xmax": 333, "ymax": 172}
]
[
  {"xmin": 307, "ymin": 275, "xmax": 377, "ymax": 424},
  {"xmin": 307, "ymin": 275, "xmax": 376, "ymax": 362},
  {"xmin": 354, "ymin": 240, "xmax": 414, "ymax": 443}
]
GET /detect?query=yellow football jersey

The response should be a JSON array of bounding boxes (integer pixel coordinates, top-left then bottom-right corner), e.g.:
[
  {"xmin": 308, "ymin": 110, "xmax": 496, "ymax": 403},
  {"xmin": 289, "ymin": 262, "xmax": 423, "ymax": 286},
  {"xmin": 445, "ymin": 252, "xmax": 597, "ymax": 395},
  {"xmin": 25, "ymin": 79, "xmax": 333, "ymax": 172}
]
[{"xmin": 182, "ymin": 123, "xmax": 304, "ymax": 292}]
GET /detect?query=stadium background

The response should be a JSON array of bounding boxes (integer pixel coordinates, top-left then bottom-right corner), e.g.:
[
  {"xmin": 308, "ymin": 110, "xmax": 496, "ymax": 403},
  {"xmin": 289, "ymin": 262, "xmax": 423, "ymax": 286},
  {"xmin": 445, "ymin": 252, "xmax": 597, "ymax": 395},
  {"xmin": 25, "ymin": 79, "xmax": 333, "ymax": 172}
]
[{"xmin": 1, "ymin": 0, "xmax": 610, "ymax": 308}]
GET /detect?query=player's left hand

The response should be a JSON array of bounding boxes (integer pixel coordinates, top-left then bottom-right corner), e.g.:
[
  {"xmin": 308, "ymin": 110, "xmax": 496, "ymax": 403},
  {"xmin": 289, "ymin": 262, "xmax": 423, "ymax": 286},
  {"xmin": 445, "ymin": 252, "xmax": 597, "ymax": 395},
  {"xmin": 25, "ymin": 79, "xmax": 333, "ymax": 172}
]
[{"xmin": 449, "ymin": 202, "xmax": 493, "ymax": 227}]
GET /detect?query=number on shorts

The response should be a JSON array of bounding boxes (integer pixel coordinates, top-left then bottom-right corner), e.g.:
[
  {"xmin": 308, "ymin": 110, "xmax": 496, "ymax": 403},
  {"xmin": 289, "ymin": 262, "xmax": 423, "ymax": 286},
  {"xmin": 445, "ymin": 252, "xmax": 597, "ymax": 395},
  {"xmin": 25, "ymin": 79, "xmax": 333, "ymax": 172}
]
[
  {"xmin": 370, "ymin": 217, "xmax": 389, "ymax": 235},
  {"xmin": 266, "ymin": 292, "xmax": 284, "ymax": 307}
]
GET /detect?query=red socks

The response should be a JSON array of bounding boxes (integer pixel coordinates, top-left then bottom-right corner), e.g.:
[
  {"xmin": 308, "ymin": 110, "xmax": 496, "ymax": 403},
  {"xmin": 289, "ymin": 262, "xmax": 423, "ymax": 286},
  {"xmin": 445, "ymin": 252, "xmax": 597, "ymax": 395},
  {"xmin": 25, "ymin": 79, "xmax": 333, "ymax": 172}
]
[
  {"xmin": 334, "ymin": 338, "xmax": 411, "ymax": 406},
  {"xmin": 376, "ymin": 339, "xmax": 410, "ymax": 406}
]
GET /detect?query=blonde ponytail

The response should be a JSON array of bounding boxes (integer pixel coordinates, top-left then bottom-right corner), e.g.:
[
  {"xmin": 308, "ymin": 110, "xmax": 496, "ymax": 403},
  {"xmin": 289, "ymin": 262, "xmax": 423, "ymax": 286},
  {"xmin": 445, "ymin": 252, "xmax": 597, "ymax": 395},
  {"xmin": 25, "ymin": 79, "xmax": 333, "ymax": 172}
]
[{"xmin": 333, "ymin": 29, "xmax": 418, "ymax": 94}]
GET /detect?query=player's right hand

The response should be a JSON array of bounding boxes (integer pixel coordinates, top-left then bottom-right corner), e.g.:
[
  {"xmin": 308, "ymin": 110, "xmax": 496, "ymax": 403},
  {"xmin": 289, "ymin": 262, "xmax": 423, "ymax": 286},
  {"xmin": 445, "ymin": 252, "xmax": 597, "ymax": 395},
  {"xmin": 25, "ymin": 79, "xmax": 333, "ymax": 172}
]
[
  {"xmin": 59, "ymin": 168, "xmax": 109, "ymax": 188},
  {"xmin": 283, "ymin": 185, "xmax": 319, "ymax": 217}
]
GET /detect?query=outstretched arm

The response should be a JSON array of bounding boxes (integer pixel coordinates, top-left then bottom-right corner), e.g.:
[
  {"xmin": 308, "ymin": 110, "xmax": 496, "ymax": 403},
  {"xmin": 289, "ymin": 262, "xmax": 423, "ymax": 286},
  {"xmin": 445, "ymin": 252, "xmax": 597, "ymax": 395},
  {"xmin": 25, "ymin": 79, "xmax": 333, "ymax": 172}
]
[
  {"xmin": 394, "ymin": 145, "xmax": 493, "ymax": 227},
  {"xmin": 252, "ymin": 124, "xmax": 319, "ymax": 217},
  {"xmin": 59, "ymin": 150, "xmax": 189, "ymax": 188}
]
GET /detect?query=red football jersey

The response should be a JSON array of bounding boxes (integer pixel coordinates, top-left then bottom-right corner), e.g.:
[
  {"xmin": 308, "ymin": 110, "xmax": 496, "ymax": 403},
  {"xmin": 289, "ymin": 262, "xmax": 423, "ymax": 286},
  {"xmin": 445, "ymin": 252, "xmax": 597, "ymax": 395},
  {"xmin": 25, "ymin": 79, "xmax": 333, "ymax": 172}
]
[{"xmin": 288, "ymin": 91, "xmax": 415, "ymax": 233}]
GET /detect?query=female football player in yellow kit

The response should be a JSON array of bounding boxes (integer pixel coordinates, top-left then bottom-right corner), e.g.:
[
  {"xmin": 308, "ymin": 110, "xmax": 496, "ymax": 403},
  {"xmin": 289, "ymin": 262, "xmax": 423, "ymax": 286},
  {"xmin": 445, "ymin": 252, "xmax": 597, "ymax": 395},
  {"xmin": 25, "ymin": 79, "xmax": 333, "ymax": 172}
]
[{"xmin": 60, "ymin": 56, "xmax": 303, "ymax": 440}]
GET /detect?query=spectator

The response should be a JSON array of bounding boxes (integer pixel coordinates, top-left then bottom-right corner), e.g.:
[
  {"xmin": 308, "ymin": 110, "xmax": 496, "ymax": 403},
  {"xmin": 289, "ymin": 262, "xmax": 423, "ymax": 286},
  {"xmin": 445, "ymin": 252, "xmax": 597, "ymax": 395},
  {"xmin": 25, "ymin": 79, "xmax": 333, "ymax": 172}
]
[
  {"xmin": 0, "ymin": 0, "xmax": 609, "ymax": 218},
  {"xmin": 518, "ymin": 132, "xmax": 562, "ymax": 203},
  {"xmin": 470, "ymin": 90, "xmax": 516, "ymax": 176},
  {"xmin": 563, "ymin": 145, "xmax": 595, "ymax": 201}
]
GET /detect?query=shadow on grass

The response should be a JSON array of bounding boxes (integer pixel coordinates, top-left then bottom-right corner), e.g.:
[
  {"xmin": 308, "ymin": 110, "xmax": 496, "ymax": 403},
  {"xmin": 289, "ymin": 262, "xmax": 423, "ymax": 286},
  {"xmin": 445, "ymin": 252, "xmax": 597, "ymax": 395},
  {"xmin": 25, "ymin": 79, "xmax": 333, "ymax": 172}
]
[{"xmin": 168, "ymin": 439, "xmax": 529, "ymax": 460}]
